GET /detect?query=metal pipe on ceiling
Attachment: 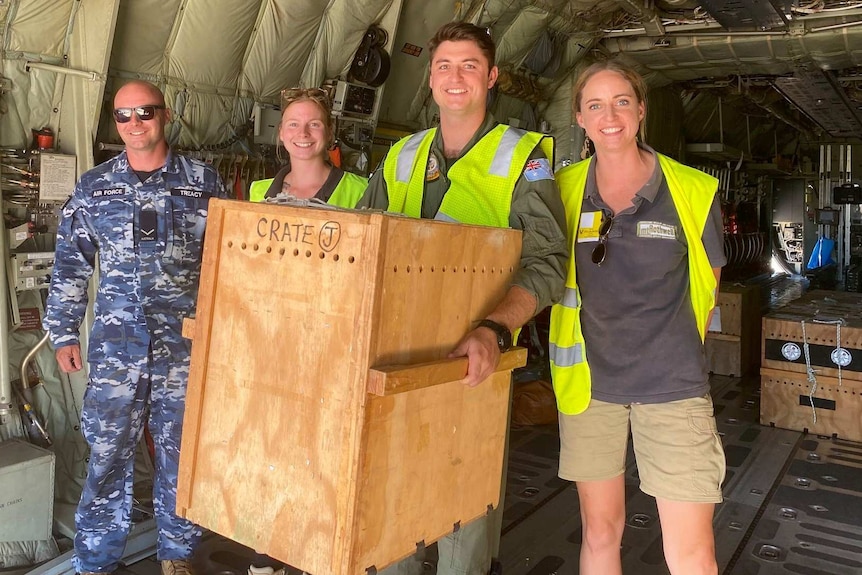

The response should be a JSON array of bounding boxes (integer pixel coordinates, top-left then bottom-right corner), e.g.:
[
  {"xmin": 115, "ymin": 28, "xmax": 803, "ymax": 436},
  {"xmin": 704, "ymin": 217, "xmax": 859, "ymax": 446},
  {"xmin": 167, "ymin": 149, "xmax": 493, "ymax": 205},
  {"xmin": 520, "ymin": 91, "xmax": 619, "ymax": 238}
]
[
  {"xmin": 25, "ymin": 61, "xmax": 100, "ymax": 81},
  {"xmin": 810, "ymin": 20, "xmax": 862, "ymax": 33}
]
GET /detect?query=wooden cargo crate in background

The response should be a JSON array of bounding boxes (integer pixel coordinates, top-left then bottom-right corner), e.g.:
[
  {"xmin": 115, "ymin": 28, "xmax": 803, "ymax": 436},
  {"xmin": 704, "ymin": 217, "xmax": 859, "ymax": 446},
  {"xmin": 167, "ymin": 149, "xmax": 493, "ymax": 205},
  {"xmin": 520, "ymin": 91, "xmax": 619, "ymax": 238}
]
[
  {"xmin": 705, "ymin": 282, "xmax": 762, "ymax": 376},
  {"xmin": 761, "ymin": 290, "xmax": 862, "ymax": 381},
  {"xmin": 760, "ymin": 367, "xmax": 862, "ymax": 442},
  {"xmin": 177, "ymin": 200, "xmax": 526, "ymax": 575}
]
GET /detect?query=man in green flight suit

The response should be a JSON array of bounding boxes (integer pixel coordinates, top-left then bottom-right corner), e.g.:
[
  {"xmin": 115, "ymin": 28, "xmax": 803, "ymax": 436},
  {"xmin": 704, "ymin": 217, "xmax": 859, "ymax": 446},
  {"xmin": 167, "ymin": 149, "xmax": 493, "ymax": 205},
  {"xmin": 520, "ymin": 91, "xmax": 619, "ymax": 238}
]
[{"xmin": 357, "ymin": 21, "xmax": 568, "ymax": 575}]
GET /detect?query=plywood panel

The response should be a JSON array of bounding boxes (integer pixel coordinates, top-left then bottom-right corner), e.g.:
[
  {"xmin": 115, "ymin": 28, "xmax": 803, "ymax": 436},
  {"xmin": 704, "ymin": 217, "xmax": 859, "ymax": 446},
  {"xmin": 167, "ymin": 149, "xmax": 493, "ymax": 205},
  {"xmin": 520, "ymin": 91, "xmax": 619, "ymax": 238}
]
[
  {"xmin": 352, "ymin": 373, "xmax": 511, "ymax": 572},
  {"xmin": 179, "ymin": 201, "xmax": 383, "ymax": 574},
  {"xmin": 705, "ymin": 334, "xmax": 744, "ymax": 377},
  {"xmin": 710, "ymin": 283, "xmax": 761, "ymax": 338},
  {"xmin": 370, "ymin": 217, "xmax": 522, "ymax": 366},
  {"xmin": 760, "ymin": 367, "xmax": 862, "ymax": 442}
]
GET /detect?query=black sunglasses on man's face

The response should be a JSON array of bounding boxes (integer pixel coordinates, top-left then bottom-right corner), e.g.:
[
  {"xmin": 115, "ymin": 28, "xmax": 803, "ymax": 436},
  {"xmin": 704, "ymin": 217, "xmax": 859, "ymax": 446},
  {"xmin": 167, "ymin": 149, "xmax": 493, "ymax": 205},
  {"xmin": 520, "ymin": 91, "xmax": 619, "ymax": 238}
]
[{"xmin": 113, "ymin": 105, "xmax": 166, "ymax": 123}]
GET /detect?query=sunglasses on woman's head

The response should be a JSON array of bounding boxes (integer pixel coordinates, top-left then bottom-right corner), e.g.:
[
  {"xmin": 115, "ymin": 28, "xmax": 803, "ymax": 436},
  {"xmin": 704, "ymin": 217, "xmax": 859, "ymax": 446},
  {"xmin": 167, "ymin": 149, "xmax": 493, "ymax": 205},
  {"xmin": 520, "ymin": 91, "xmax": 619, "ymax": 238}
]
[
  {"xmin": 113, "ymin": 105, "xmax": 166, "ymax": 123},
  {"xmin": 280, "ymin": 87, "xmax": 330, "ymax": 109}
]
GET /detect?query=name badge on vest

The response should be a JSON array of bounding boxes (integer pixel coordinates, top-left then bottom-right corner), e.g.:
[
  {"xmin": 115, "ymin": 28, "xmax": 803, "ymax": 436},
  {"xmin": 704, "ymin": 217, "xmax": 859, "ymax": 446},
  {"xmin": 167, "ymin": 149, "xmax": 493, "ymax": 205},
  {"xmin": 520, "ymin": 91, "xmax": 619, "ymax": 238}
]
[
  {"xmin": 139, "ymin": 209, "xmax": 157, "ymax": 243},
  {"xmin": 637, "ymin": 221, "xmax": 677, "ymax": 240},
  {"xmin": 425, "ymin": 155, "xmax": 440, "ymax": 182},
  {"xmin": 577, "ymin": 211, "xmax": 603, "ymax": 243}
]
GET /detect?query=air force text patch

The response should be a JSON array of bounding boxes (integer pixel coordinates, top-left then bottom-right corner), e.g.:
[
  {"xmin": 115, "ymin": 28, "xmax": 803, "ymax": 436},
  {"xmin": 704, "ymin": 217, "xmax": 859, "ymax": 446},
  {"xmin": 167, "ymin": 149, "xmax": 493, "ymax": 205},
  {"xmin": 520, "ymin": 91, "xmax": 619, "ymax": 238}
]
[
  {"xmin": 637, "ymin": 221, "xmax": 677, "ymax": 240},
  {"xmin": 91, "ymin": 188, "xmax": 129, "ymax": 199},
  {"xmin": 523, "ymin": 158, "xmax": 553, "ymax": 182}
]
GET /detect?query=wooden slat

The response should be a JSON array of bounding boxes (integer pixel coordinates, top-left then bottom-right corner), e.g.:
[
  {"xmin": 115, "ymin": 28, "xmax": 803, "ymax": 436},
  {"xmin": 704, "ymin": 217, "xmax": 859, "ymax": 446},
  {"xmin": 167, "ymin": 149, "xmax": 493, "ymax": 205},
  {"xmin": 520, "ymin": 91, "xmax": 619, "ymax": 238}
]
[
  {"xmin": 352, "ymin": 372, "xmax": 512, "ymax": 572},
  {"xmin": 760, "ymin": 367, "xmax": 862, "ymax": 442},
  {"xmin": 367, "ymin": 348, "xmax": 527, "ymax": 396},
  {"xmin": 181, "ymin": 318, "xmax": 195, "ymax": 340}
]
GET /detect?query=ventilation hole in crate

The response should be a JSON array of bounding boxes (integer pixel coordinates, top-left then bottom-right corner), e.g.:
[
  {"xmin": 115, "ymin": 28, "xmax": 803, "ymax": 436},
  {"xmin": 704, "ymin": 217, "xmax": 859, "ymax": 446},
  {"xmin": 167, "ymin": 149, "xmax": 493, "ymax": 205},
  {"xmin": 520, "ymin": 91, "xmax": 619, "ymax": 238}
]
[
  {"xmin": 241, "ymin": 242, "xmax": 247, "ymax": 250},
  {"xmin": 348, "ymin": 256, "xmax": 355, "ymax": 263},
  {"xmin": 253, "ymin": 244, "xmax": 259, "ymax": 251},
  {"xmin": 227, "ymin": 241, "xmax": 233, "ymax": 248},
  {"xmin": 491, "ymin": 267, "xmax": 496, "ymax": 273},
  {"xmin": 442, "ymin": 265, "xmax": 447, "ymax": 272},
  {"xmin": 333, "ymin": 254, "xmax": 340, "ymax": 262},
  {"xmin": 293, "ymin": 249, "xmax": 300, "ymax": 257},
  {"xmin": 279, "ymin": 247, "xmax": 285, "ymax": 256},
  {"xmin": 419, "ymin": 265, "xmax": 424, "ymax": 273},
  {"xmin": 431, "ymin": 265, "xmax": 435, "ymax": 272},
  {"xmin": 319, "ymin": 252, "xmax": 325, "ymax": 259},
  {"xmin": 473, "ymin": 266, "xmax": 477, "ymax": 273},
  {"xmin": 266, "ymin": 246, "xmax": 272, "ymax": 254},
  {"xmin": 393, "ymin": 265, "xmax": 398, "ymax": 272},
  {"xmin": 406, "ymin": 265, "xmax": 411, "ymax": 273},
  {"xmin": 305, "ymin": 250, "xmax": 312, "ymax": 258},
  {"xmin": 463, "ymin": 266, "xmax": 467, "ymax": 273}
]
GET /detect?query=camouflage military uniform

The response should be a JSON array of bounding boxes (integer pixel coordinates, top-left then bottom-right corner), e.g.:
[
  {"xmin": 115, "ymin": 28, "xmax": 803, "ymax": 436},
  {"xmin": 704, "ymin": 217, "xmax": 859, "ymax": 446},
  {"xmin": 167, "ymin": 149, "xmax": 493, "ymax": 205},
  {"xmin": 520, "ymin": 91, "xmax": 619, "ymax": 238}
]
[{"xmin": 43, "ymin": 150, "xmax": 226, "ymax": 574}]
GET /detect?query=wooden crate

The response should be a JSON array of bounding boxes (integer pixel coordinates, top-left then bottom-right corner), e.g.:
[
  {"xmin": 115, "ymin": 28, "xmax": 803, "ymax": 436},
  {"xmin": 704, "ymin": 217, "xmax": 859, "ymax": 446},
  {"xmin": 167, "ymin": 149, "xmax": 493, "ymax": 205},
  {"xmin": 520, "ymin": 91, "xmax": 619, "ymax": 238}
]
[
  {"xmin": 760, "ymin": 367, "xmax": 862, "ymax": 442},
  {"xmin": 176, "ymin": 199, "xmax": 527, "ymax": 575},
  {"xmin": 761, "ymin": 290, "xmax": 862, "ymax": 381},
  {"xmin": 705, "ymin": 283, "xmax": 762, "ymax": 376},
  {"xmin": 705, "ymin": 334, "xmax": 748, "ymax": 377}
]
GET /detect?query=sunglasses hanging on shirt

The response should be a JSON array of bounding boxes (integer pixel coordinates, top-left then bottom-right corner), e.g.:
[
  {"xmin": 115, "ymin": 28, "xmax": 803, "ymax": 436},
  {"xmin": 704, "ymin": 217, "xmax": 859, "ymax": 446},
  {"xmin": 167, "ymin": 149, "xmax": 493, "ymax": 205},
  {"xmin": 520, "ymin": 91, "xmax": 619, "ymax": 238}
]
[{"xmin": 591, "ymin": 213, "xmax": 614, "ymax": 266}]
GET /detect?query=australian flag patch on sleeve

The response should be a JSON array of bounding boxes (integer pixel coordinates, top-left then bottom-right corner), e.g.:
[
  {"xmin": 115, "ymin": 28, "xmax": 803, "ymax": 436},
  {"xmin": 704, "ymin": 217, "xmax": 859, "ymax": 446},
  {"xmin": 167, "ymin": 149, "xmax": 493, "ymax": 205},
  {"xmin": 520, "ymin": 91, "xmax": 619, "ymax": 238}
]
[{"xmin": 523, "ymin": 158, "xmax": 553, "ymax": 182}]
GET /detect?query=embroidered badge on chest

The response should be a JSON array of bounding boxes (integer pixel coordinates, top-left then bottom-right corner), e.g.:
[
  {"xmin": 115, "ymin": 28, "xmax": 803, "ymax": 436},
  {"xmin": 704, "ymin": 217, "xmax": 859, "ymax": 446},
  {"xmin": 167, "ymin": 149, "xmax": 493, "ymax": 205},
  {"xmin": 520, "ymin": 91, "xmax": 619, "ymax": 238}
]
[
  {"xmin": 637, "ymin": 221, "xmax": 677, "ymax": 240},
  {"xmin": 425, "ymin": 155, "xmax": 440, "ymax": 182}
]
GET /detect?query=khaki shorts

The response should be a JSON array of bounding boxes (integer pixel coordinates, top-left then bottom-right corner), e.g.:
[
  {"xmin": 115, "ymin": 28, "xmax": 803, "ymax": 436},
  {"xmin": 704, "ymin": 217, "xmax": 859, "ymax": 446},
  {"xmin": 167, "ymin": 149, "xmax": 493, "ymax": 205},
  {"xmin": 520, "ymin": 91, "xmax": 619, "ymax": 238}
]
[{"xmin": 558, "ymin": 394, "xmax": 725, "ymax": 503}]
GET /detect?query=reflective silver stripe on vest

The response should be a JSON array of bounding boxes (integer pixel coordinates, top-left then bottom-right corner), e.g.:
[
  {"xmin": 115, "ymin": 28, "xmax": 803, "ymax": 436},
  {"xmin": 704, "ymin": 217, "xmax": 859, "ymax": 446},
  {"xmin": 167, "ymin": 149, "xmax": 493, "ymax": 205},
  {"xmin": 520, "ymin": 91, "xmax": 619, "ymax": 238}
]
[
  {"xmin": 561, "ymin": 287, "xmax": 579, "ymax": 309},
  {"xmin": 490, "ymin": 127, "xmax": 527, "ymax": 177},
  {"xmin": 434, "ymin": 211, "xmax": 459, "ymax": 223},
  {"xmin": 549, "ymin": 342, "xmax": 584, "ymax": 367},
  {"xmin": 396, "ymin": 129, "xmax": 431, "ymax": 183}
]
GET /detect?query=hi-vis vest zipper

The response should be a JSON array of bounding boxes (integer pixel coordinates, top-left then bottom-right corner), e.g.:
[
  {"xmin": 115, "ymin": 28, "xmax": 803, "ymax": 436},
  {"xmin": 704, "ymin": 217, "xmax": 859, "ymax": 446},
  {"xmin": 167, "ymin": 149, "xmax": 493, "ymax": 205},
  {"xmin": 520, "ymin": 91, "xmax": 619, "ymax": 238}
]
[
  {"xmin": 382, "ymin": 124, "xmax": 554, "ymax": 226},
  {"xmin": 549, "ymin": 153, "xmax": 719, "ymax": 415}
]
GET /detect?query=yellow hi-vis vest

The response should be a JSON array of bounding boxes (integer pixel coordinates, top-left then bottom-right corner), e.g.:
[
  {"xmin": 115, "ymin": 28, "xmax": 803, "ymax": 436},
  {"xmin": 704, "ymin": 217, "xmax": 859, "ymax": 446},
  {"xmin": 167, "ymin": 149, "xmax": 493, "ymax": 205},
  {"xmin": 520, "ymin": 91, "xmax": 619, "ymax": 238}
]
[
  {"xmin": 248, "ymin": 171, "xmax": 368, "ymax": 207},
  {"xmin": 382, "ymin": 124, "xmax": 554, "ymax": 226},
  {"xmin": 549, "ymin": 153, "xmax": 719, "ymax": 415}
]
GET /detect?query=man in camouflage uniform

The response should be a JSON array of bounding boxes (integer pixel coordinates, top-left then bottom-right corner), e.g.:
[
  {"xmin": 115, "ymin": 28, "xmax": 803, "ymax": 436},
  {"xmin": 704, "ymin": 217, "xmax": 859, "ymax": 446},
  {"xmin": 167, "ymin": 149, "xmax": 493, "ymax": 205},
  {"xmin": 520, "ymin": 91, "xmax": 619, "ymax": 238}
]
[{"xmin": 43, "ymin": 80, "xmax": 226, "ymax": 575}]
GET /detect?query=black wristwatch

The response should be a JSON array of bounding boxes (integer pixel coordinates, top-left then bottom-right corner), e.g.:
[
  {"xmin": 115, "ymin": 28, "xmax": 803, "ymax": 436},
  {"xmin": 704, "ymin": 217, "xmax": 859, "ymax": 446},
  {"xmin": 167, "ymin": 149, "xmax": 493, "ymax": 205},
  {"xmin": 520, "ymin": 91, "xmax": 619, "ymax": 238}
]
[{"xmin": 478, "ymin": 319, "xmax": 513, "ymax": 352}]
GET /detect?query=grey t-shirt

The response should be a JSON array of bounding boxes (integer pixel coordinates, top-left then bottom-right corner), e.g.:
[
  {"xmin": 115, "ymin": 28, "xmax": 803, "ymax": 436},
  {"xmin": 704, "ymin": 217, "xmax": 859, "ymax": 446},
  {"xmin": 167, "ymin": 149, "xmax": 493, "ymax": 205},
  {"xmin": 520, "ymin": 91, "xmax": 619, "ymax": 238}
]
[{"xmin": 575, "ymin": 147, "xmax": 726, "ymax": 404}]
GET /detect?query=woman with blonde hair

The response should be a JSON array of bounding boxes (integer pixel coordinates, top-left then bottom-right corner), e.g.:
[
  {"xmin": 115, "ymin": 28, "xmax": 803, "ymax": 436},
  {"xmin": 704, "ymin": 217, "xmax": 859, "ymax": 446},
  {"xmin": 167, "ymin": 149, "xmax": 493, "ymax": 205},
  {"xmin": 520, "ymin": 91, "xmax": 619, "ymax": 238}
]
[
  {"xmin": 550, "ymin": 60, "xmax": 726, "ymax": 575},
  {"xmin": 249, "ymin": 87, "xmax": 366, "ymax": 206}
]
